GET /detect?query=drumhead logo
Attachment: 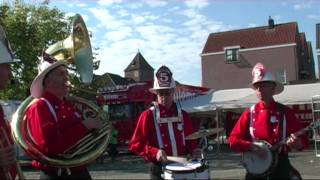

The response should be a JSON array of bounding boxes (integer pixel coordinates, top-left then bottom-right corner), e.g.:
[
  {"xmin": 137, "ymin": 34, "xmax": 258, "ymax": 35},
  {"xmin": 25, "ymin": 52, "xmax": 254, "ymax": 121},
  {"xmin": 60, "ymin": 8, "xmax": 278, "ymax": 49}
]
[{"xmin": 156, "ymin": 66, "xmax": 172, "ymax": 88}]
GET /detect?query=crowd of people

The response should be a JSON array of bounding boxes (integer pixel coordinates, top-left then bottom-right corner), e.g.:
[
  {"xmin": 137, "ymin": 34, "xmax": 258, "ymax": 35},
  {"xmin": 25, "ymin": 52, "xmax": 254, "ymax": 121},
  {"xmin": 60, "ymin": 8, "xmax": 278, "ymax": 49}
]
[{"xmin": 0, "ymin": 22, "xmax": 311, "ymax": 180}]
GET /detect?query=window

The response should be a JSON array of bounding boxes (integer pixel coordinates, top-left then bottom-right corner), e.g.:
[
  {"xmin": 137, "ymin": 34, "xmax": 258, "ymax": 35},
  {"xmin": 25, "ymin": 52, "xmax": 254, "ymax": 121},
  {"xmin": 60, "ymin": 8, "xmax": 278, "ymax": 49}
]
[
  {"xmin": 109, "ymin": 104, "xmax": 132, "ymax": 121},
  {"xmin": 275, "ymin": 69, "xmax": 286, "ymax": 84},
  {"xmin": 224, "ymin": 47, "xmax": 239, "ymax": 63},
  {"xmin": 134, "ymin": 70, "xmax": 139, "ymax": 77}
]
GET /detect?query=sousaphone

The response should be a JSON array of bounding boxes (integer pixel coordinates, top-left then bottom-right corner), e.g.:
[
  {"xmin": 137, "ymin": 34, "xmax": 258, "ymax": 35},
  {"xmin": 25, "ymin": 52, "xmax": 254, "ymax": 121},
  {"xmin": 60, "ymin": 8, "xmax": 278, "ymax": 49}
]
[{"xmin": 11, "ymin": 14, "xmax": 112, "ymax": 168}]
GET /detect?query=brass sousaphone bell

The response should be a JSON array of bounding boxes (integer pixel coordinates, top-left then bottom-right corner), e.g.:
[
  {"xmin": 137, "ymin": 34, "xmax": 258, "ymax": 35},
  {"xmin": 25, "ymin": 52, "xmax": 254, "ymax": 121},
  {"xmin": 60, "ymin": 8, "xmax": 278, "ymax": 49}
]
[
  {"xmin": 11, "ymin": 14, "xmax": 112, "ymax": 168},
  {"xmin": 45, "ymin": 13, "xmax": 93, "ymax": 85}
]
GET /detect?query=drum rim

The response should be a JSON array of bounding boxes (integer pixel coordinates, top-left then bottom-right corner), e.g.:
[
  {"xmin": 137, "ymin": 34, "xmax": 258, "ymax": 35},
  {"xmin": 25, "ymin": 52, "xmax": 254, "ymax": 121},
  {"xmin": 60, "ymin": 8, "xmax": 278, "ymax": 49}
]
[{"xmin": 164, "ymin": 165, "xmax": 208, "ymax": 174}]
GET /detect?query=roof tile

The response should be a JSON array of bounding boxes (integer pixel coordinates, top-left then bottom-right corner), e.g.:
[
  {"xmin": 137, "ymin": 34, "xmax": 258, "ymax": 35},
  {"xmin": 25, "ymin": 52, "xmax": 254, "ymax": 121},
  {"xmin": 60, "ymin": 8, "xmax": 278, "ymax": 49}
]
[{"xmin": 202, "ymin": 22, "xmax": 298, "ymax": 54}]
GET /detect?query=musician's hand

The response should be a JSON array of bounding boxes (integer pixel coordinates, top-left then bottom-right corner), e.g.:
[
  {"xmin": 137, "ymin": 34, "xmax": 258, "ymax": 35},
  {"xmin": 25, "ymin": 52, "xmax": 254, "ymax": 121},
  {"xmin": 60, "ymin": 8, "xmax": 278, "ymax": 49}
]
[
  {"xmin": 82, "ymin": 118, "xmax": 103, "ymax": 130},
  {"xmin": 286, "ymin": 133, "xmax": 302, "ymax": 150},
  {"xmin": 0, "ymin": 145, "xmax": 16, "ymax": 170},
  {"xmin": 192, "ymin": 148, "xmax": 203, "ymax": 160},
  {"xmin": 156, "ymin": 149, "xmax": 167, "ymax": 162}
]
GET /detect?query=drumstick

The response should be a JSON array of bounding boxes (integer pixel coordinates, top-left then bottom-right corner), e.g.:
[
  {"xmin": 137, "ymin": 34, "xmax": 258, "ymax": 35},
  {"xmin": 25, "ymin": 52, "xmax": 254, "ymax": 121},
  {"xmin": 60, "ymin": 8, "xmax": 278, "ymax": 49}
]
[{"xmin": 167, "ymin": 156, "xmax": 189, "ymax": 164}]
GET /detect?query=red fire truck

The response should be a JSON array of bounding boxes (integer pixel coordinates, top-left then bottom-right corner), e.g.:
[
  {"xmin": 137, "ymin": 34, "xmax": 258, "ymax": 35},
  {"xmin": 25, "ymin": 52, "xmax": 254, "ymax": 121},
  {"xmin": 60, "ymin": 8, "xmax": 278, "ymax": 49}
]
[{"xmin": 100, "ymin": 81, "xmax": 154, "ymax": 152}]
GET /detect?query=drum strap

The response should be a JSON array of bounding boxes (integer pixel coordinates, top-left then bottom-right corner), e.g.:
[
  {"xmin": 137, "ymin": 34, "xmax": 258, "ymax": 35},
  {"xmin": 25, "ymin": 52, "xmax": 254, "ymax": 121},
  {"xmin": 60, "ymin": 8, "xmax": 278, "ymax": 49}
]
[{"xmin": 151, "ymin": 104, "xmax": 164, "ymax": 149}]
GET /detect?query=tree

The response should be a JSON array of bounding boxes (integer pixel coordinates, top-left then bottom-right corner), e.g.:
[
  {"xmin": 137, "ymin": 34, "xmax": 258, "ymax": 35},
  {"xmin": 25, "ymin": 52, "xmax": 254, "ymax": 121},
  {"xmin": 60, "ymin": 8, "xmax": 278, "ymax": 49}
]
[{"xmin": 0, "ymin": 3, "xmax": 69, "ymax": 100}]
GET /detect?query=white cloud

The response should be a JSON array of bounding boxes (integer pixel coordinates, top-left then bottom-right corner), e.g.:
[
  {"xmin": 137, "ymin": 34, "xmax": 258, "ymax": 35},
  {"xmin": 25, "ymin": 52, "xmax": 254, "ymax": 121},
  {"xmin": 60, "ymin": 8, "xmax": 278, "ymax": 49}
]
[
  {"xmin": 89, "ymin": 8, "xmax": 129, "ymax": 30},
  {"xmin": 117, "ymin": 9, "xmax": 130, "ymax": 17},
  {"xmin": 143, "ymin": 0, "xmax": 168, "ymax": 7},
  {"xmin": 131, "ymin": 14, "xmax": 147, "ymax": 24},
  {"xmin": 307, "ymin": 14, "xmax": 320, "ymax": 20},
  {"xmin": 95, "ymin": 38, "xmax": 145, "ymax": 77},
  {"xmin": 273, "ymin": 15, "xmax": 282, "ymax": 21},
  {"xmin": 127, "ymin": 2, "xmax": 144, "ymax": 9},
  {"xmin": 293, "ymin": 1, "xmax": 312, "ymax": 10},
  {"xmin": 76, "ymin": 3, "xmax": 87, "ymax": 7},
  {"xmin": 104, "ymin": 27, "xmax": 133, "ymax": 42},
  {"xmin": 248, "ymin": 23, "xmax": 258, "ymax": 28},
  {"xmin": 97, "ymin": 0, "xmax": 123, "ymax": 6},
  {"xmin": 168, "ymin": 6, "xmax": 180, "ymax": 12},
  {"xmin": 184, "ymin": 0, "xmax": 209, "ymax": 9}
]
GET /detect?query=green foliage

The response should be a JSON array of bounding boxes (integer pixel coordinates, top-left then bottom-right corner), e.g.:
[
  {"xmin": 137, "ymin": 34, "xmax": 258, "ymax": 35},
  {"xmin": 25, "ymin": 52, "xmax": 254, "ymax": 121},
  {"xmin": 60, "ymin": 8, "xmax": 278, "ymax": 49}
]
[{"xmin": 0, "ymin": 3, "xmax": 69, "ymax": 100}]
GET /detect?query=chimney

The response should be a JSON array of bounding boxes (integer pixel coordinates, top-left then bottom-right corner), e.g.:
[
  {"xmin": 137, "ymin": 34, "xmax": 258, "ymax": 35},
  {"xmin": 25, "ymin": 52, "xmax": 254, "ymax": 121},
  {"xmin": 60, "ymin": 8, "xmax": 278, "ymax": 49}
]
[{"xmin": 268, "ymin": 16, "xmax": 274, "ymax": 29}]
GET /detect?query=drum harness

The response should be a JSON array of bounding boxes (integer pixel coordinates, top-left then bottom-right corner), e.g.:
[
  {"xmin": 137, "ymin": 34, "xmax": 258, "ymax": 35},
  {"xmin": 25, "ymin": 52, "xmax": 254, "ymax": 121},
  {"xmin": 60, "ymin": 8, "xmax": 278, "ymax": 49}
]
[
  {"xmin": 151, "ymin": 102, "xmax": 184, "ymax": 157},
  {"xmin": 151, "ymin": 102, "xmax": 207, "ymax": 175}
]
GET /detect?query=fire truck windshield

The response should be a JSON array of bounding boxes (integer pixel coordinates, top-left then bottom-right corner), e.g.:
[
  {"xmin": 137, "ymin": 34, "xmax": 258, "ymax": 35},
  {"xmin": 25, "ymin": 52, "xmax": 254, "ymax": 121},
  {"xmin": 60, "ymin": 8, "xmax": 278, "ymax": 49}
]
[{"xmin": 109, "ymin": 104, "xmax": 132, "ymax": 121}]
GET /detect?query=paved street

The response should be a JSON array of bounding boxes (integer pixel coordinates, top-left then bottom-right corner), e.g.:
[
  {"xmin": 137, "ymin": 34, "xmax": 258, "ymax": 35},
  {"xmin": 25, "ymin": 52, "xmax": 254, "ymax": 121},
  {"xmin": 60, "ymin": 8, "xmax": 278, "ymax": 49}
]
[{"xmin": 22, "ymin": 144, "xmax": 320, "ymax": 179}]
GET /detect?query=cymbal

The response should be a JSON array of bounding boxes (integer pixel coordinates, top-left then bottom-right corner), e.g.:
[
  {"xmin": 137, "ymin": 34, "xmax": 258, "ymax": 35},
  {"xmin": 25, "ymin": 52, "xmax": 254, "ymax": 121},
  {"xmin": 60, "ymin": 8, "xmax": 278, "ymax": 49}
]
[{"xmin": 185, "ymin": 128, "xmax": 224, "ymax": 140}]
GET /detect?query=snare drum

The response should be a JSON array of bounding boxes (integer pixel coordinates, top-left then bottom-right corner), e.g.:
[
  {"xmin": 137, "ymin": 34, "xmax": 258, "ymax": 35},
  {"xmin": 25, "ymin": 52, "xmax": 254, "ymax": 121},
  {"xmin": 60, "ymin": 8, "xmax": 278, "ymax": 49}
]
[{"xmin": 163, "ymin": 160, "xmax": 209, "ymax": 180}]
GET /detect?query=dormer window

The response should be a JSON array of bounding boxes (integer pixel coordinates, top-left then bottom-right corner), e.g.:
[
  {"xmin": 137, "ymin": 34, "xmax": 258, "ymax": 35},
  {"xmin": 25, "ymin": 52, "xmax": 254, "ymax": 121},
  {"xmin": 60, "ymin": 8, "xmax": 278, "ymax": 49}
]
[{"xmin": 224, "ymin": 46, "xmax": 240, "ymax": 63}]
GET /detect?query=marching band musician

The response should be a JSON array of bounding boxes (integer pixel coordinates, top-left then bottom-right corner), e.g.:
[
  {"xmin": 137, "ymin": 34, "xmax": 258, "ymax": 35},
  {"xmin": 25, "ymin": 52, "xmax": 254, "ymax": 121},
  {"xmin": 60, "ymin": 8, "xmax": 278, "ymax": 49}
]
[
  {"xmin": 0, "ymin": 25, "xmax": 20, "ymax": 180},
  {"xmin": 24, "ymin": 53, "xmax": 102, "ymax": 179},
  {"xmin": 129, "ymin": 65, "xmax": 199, "ymax": 180},
  {"xmin": 228, "ymin": 63, "xmax": 308, "ymax": 180}
]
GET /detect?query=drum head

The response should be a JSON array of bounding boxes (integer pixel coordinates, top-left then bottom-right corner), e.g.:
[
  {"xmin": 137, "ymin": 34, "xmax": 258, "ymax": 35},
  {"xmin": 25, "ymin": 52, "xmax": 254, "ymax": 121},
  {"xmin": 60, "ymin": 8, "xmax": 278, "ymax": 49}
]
[{"xmin": 165, "ymin": 162, "xmax": 202, "ymax": 171}]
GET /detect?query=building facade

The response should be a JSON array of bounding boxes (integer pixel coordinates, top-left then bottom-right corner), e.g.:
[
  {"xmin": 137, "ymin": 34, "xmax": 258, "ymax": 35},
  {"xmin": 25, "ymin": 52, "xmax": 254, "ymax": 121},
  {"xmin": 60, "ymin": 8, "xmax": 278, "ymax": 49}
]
[{"xmin": 201, "ymin": 17, "xmax": 316, "ymax": 90}]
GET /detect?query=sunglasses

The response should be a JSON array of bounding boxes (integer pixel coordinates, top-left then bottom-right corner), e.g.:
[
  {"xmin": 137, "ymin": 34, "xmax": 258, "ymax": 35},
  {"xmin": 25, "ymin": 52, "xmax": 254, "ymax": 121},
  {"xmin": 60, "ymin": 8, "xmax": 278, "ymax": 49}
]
[{"xmin": 253, "ymin": 81, "xmax": 276, "ymax": 89}]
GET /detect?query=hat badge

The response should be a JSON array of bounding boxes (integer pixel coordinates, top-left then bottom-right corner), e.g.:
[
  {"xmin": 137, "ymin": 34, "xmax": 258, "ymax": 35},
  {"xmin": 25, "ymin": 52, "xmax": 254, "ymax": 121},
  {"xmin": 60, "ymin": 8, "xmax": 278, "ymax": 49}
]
[
  {"xmin": 252, "ymin": 63, "xmax": 265, "ymax": 82},
  {"xmin": 156, "ymin": 66, "xmax": 172, "ymax": 88}
]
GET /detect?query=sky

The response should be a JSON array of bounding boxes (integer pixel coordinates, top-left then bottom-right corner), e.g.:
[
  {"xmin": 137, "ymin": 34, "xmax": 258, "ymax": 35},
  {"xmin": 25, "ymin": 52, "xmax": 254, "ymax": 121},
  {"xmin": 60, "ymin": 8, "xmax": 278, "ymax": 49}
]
[{"xmin": 44, "ymin": 0, "xmax": 320, "ymax": 86}]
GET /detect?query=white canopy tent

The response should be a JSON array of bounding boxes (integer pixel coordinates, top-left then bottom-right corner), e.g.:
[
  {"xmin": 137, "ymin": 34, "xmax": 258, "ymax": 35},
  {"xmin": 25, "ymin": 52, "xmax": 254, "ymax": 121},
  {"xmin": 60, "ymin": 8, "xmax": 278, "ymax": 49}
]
[
  {"xmin": 180, "ymin": 82, "xmax": 320, "ymax": 113},
  {"xmin": 179, "ymin": 83, "xmax": 320, "ymax": 151}
]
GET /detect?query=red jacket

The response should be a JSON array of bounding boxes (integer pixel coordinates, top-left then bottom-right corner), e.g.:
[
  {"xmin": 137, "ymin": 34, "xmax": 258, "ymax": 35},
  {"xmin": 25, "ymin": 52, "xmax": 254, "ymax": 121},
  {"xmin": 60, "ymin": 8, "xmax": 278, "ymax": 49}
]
[
  {"xmin": 129, "ymin": 103, "xmax": 197, "ymax": 163},
  {"xmin": 0, "ymin": 105, "xmax": 16, "ymax": 179},
  {"xmin": 25, "ymin": 92, "xmax": 89, "ymax": 170},
  {"xmin": 228, "ymin": 101, "xmax": 309, "ymax": 153}
]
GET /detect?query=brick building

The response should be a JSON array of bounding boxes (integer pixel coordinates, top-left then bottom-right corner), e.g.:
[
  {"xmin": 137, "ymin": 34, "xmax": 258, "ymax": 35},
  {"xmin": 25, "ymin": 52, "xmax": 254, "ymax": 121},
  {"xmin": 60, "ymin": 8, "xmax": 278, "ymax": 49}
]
[{"xmin": 201, "ymin": 17, "xmax": 316, "ymax": 90}]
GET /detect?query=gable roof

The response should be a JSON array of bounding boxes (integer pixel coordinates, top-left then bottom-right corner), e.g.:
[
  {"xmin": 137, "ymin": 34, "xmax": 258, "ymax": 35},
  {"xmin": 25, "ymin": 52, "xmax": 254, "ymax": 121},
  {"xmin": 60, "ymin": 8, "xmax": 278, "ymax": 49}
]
[
  {"xmin": 97, "ymin": 72, "xmax": 132, "ymax": 86},
  {"xmin": 124, "ymin": 51, "xmax": 154, "ymax": 72},
  {"xmin": 202, "ymin": 22, "xmax": 298, "ymax": 54}
]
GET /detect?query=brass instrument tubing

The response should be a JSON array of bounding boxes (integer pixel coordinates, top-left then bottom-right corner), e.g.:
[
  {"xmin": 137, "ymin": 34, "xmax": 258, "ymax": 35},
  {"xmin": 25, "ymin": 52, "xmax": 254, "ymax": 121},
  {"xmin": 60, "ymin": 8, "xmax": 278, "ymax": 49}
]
[{"xmin": 0, "ymin": 127, "xmax": 25, "ymax": 180}]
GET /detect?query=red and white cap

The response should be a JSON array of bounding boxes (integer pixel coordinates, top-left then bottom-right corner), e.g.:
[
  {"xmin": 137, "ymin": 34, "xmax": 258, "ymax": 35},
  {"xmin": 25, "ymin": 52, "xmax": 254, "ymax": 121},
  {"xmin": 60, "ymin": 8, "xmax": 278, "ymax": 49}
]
[
  {"xmin": 30, "ymin": 52, "xmax": 67, "ymax": 98},
  {"xmin": 149, "ymin": 65, "xmax": 176, "ymax": 94},
  {"xmin": 250, "ymin": 62, "xmax": 284, "ymax": 95}
]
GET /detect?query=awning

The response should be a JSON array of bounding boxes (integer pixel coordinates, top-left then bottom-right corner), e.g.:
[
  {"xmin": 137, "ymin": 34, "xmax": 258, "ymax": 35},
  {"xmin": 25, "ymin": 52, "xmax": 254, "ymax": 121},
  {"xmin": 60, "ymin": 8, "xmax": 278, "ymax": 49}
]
[{"xmin": 180, "ymin": 82, "xmax": 320, "ymax": 113}]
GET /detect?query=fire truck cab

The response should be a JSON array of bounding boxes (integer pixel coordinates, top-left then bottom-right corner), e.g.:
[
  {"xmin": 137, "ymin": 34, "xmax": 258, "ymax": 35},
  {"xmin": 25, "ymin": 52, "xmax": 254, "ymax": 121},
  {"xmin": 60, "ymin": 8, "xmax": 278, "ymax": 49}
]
[{"xmin": 101, "ymin": 81, "xmax": 154, "ymax": 152}]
